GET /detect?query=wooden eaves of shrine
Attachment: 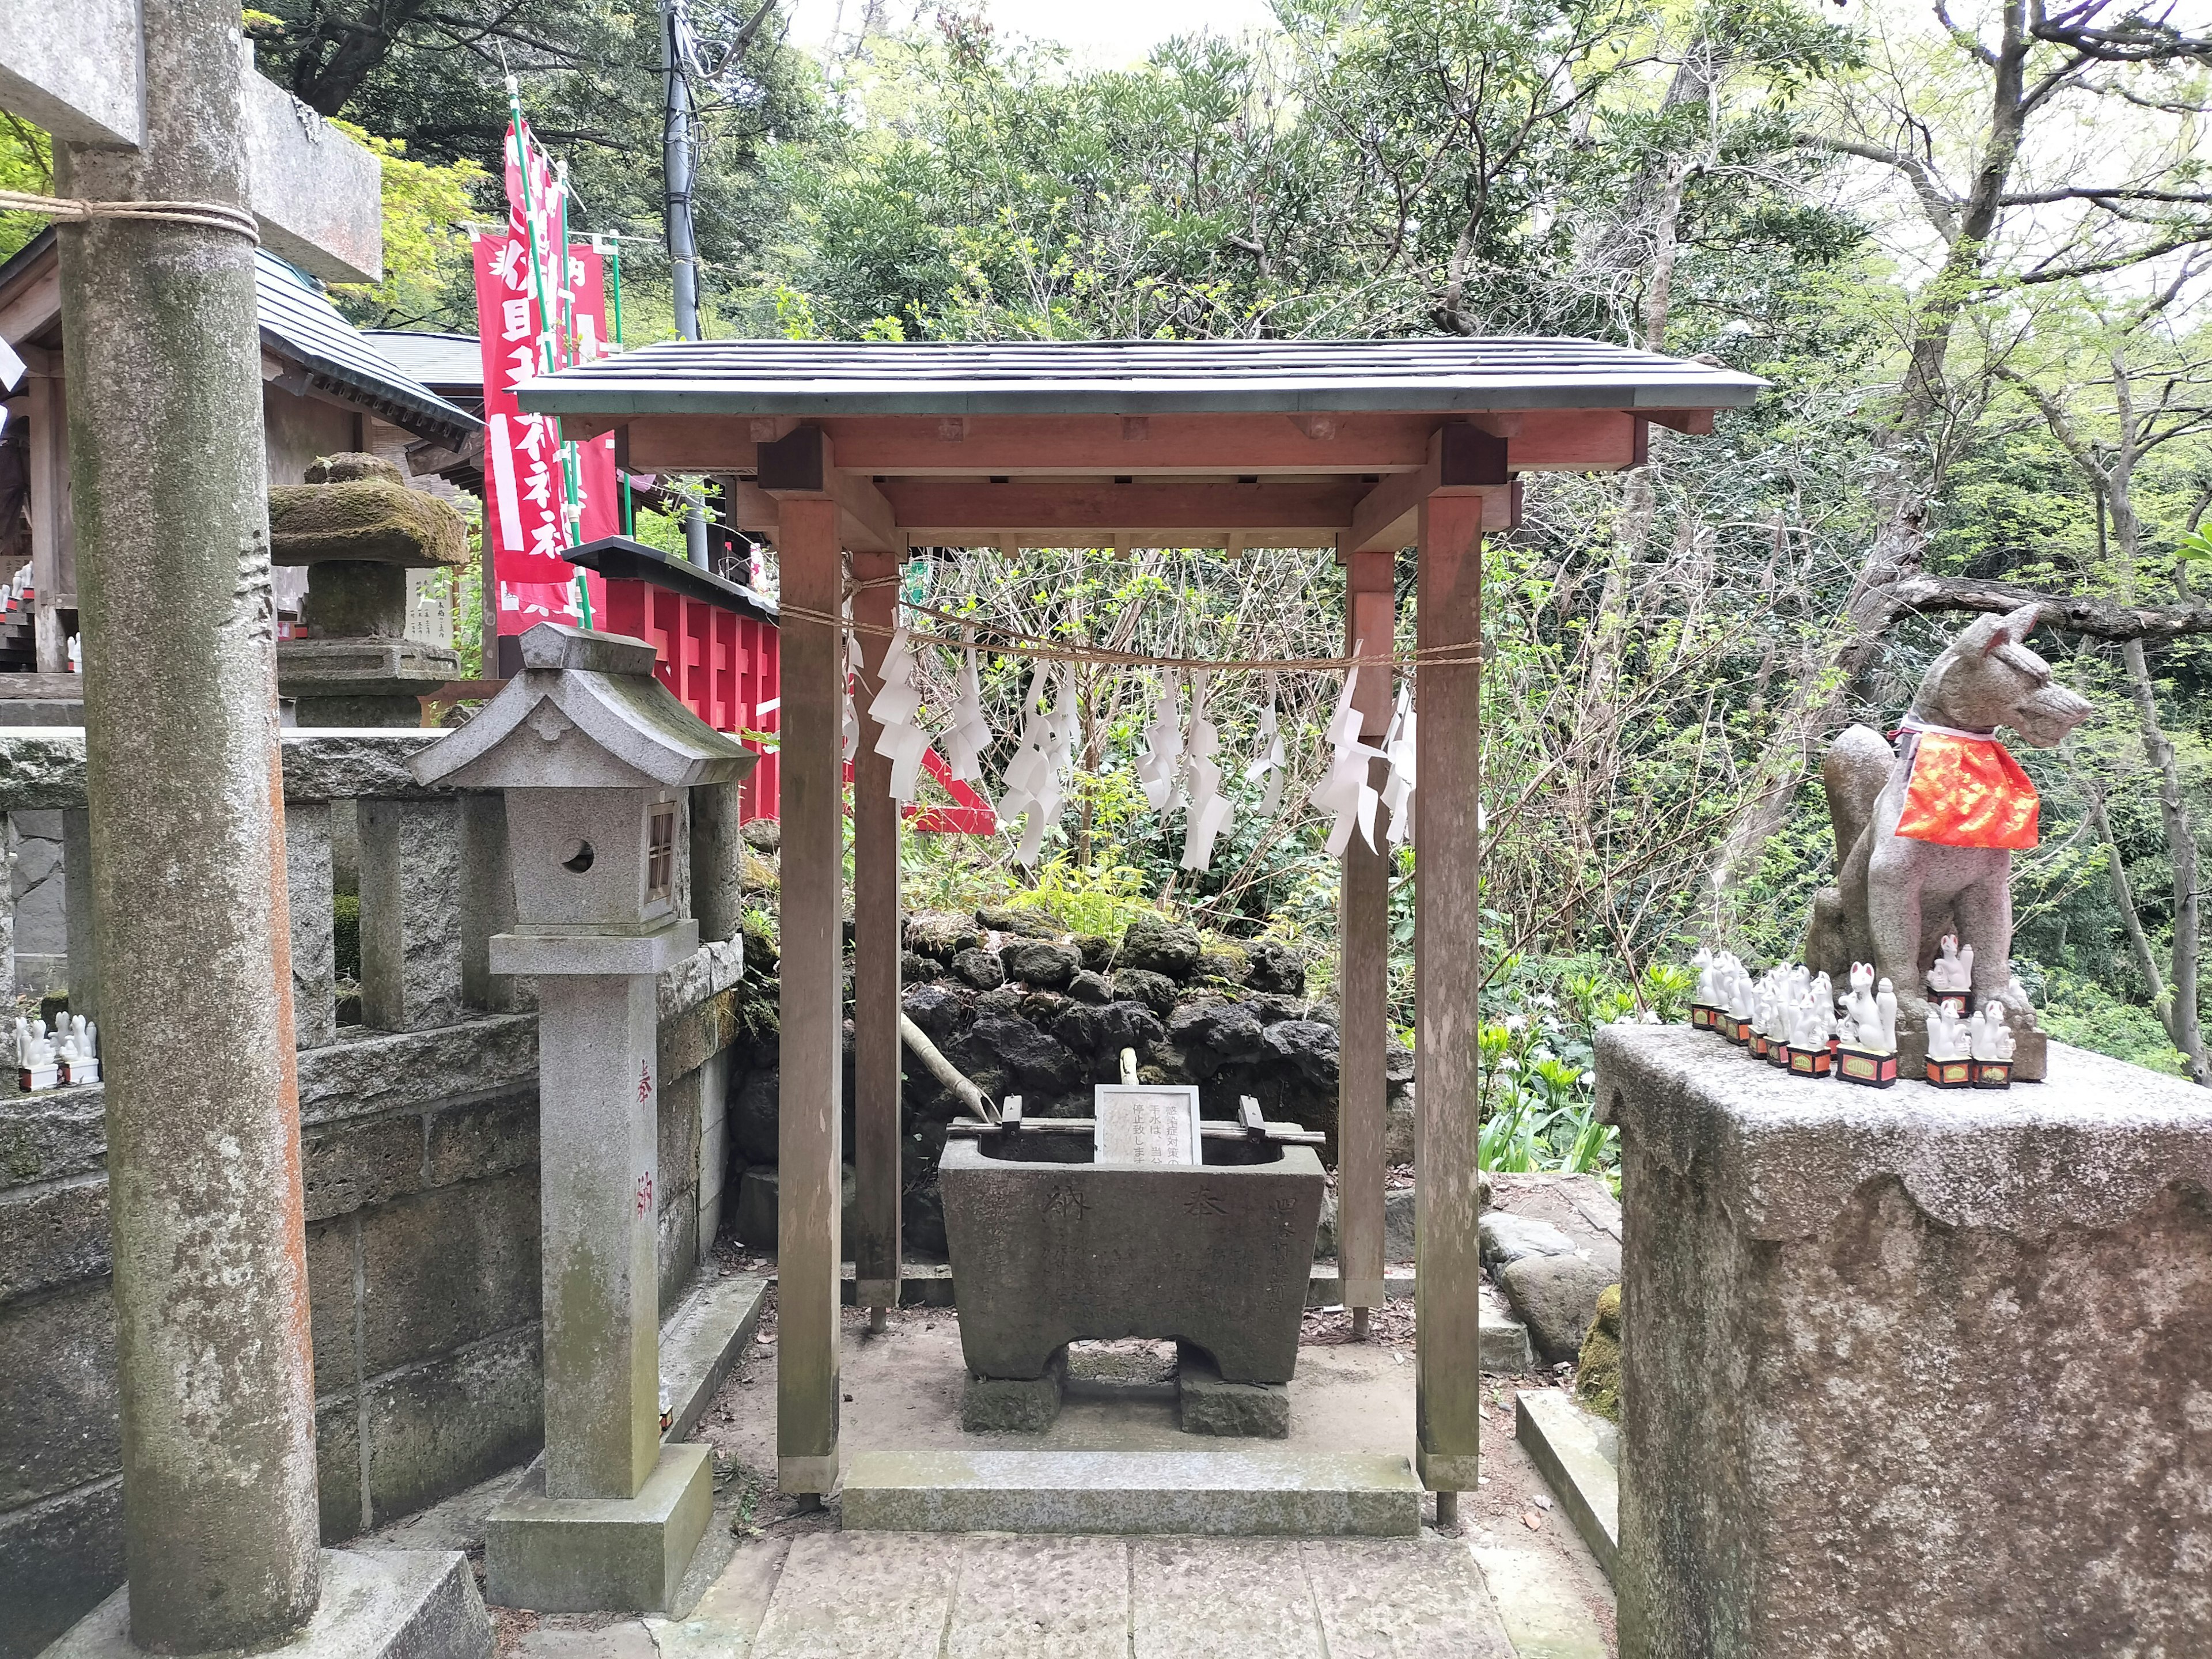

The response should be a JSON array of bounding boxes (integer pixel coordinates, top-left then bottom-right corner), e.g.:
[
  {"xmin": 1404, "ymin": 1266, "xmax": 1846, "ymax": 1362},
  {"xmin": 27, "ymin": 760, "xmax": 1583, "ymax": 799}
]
[{"xmin": 517, "ymin": 334, "xmax": 1763, "ymax": 1508}]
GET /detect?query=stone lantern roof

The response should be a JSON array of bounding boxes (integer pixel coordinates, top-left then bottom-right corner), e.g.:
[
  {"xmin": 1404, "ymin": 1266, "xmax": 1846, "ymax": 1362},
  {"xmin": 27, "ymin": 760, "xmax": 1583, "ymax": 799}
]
[{"xmin": 411, "ymin": 622, "xmax": 757, "ymax": 793}]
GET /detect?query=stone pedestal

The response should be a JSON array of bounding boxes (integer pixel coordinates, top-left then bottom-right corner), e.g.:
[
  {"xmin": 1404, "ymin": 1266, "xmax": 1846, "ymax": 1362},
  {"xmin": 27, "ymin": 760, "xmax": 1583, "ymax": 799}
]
[
  {"xmin": 482, "ymin": 921, "xmax": 705, "ymax": 1610},
  {"xmin": 1599, "ymin": 1024, "xmax": 2212, "ymax": 1659},
  {"xmin": 482, "ymin": 1444, "xmax": 714, "ymax": 1616}
]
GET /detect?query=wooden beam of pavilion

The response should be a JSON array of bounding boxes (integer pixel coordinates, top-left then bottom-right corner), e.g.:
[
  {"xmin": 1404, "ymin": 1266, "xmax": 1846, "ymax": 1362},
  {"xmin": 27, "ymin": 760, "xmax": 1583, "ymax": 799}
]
[
  {"xmin": 1346, "ymin": 425, "xmax": 1509, "ymax": 554},
  {"xmin": 590, "ymin": 407, "xmax": 1647, "ymax": 478},
  {"xmin": 755, "ymin": 426, "xmax": 900, "ymax": 554}
]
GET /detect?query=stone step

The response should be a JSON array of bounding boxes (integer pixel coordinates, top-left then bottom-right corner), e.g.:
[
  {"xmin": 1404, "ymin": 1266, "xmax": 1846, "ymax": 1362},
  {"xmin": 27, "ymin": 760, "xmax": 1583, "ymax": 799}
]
[
  {"xmin": 1515, "ymin": 1389, "xmax": 1619, "ymax": 1582},
  {"xmin": 842, "ymin": 1446, "xmax": 1423, "ymax": 1537}
]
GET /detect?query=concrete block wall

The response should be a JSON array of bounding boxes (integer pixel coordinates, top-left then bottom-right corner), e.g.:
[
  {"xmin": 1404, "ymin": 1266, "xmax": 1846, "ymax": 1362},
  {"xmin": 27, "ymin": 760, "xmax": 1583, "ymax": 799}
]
[{"xmin": 0, "ymin": 731, "xmax": 746, "ymax": 1657}]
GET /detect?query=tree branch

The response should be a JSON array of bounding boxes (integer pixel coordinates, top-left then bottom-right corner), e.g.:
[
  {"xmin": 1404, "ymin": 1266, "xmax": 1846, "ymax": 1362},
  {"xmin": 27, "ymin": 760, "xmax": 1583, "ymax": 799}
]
[
  {"xmin": 2000, "ymin": 186, "xmax": 2212, "ymax": 206},
  {"xmin": 1885, "ymin": 574, "xmax": 2212, "ymax": 641}
]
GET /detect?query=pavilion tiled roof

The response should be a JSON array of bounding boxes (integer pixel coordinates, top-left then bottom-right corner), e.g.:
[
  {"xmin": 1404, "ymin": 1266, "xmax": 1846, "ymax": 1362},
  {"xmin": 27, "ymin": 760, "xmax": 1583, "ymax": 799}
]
[{"xmin": 518, "ymin": 336, "xmax": 1766, "ymax": 418}]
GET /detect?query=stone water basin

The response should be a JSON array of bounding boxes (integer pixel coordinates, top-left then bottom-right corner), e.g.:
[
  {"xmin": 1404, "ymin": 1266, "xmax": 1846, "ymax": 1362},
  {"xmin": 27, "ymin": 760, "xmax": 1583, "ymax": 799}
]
[{"xmin": 940, "ymin": 1133, "xmax": 1325, "ymax": 1385}]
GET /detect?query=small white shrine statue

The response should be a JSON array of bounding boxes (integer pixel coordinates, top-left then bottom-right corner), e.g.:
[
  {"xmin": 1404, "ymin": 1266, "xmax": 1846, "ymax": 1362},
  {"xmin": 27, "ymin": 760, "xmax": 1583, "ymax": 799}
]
[
  {"xmin": 1725, "ymin": 961, "xmax": 1754, "ymax": 1024},
  {"xmin": 1840, "ymin": 965, "xmax": 1899, "ymax": 1055},
  {"xmin": 57, "ymin": 1014, "xmax": 99, "ymax": 1085},
  {"xmin": 1789, "ymin": 990, "xmax": 1831, "ymax": 1053},
  {"xmin": 1692, "ymin": 948, "xmax": 1716, "ymax": 1005},
  {"xmin": 1926, "ymin": 934, "xmax": 1975, "ymax": 995},
  {"xmin": 1969, "ymin": 1003, "xmax": 2016, "ymax": 1063},
  {"xmin": 15, "ymin": 1016, "xmax": 58, "ymax": 1090},
  {"xmin": 1927, "ymin": 1004, "xmax": 1972, "ymax": 1063}
]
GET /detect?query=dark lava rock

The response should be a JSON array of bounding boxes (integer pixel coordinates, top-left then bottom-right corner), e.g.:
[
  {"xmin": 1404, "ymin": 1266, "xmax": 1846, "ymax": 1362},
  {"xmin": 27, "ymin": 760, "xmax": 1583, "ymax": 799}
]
[
  {"xmin": 1245, "ymin": 939, "xmax": 1307, "ymax": 997},
  {"xmin": 1095, "ymin": 1000, "xmax": 1166, "ymax": 1056},
  {"xmin": 1074, "ymin": 934, "xmax": 1114, "ymax": 970},
  {"xmin": 950, "ymin": 948, "xmax": 1005, "ymax": 990},
  {"xmin": 1120, "ymin": 913, "xmax": 1202, "ymax": 979},
  {"xmin": 1245, "ymin": 994, "xmax": 1310, "ymax": 1025},
  {"xmin": 907, "ymin": 911, "xmax": 982, "ymax": 961},
  {"xmin": 1066, "ymin": 969, "xmax": 1113, "ymax": 1005},
  {"xmin": 977, "ymin": 904, "xmax": 1061, "ymax": 939},
  {"xmin": 730, "ymin": 1067, "xmax": 779, "ymax": 1164},
  {"xmin": 1261, "ymin": 1020, "xmax": 1340, "ymax": 1086},
  {"xmin": 740, "ymin": 818, "xmax": 782, "ymax": 853},
  {"xmin": 1051, "ymin": 1003, "xmax": 1100, "ymax": 1054},
  {"xmin": 1019, "ymin": 991, "xmax": 1069, "ymax": 1027},
  {"xmin": 960, "ymin": 1014, "xmax": 1084, "ymax": 1095},
  {"xmin": 1112, "ymin": 968, "xmax": 1180, "ymax": 1016},
  {"xmin": 900, "ymin": 951, "xmax": 935, "ymax": 985},
  {"xmin": 1001, "ymin": 940, "xmax": 1080, "ymax": 990},
  {"xmin": 974, "ymin": 986, "xmax": 1022, "ymax": 1017},
  {"xmin": 1385, "ymin": 1035, "xmax": 1415, "ymax": 1086},
  {"xmin": 902, "ymin": 982, "xmax": 968, "ymax": 1042},
  {"xmin": 1168, "ymin": 999, "xmax": 1266, "ymax": 1063},
  {"xmin": 1198, "ymin": 946, "xmax": 1251, "ymax": 984}
]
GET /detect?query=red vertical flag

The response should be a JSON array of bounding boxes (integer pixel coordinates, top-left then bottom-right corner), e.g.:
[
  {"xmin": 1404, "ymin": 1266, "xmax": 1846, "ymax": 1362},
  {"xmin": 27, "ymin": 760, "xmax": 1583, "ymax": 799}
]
[{"xmin": 473, "ymin": 115, "xmax": 616, "ymax": 637}]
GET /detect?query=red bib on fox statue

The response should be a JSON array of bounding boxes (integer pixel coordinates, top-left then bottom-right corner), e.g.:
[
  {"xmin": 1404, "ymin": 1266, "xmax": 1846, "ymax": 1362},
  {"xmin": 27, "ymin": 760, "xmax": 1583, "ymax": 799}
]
[{"xmin": 1893, "ymin": 721, "xmax": 2041, "ymax": 851}]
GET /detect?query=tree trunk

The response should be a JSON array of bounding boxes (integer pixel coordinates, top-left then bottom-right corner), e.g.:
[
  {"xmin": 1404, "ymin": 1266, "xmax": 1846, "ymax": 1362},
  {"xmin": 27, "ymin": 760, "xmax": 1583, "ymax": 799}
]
[{"xmin": 2122, "ymin": 638, "xmax": 2209, "ymax": 1084}]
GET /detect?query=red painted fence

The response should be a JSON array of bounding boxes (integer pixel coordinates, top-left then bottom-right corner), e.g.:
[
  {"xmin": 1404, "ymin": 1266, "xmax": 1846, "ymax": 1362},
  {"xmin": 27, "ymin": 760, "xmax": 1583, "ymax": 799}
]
[{"xmin": 563, "ymin": 536, "xmax": 995, "ymax": 835}]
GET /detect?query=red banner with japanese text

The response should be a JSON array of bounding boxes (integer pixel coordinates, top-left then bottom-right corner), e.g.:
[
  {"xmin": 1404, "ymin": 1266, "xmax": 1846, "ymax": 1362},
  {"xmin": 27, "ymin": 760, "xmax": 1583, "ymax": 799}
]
[{"xmin": 472, "ymin": 114, "xmax": 616, "ymax": 635}]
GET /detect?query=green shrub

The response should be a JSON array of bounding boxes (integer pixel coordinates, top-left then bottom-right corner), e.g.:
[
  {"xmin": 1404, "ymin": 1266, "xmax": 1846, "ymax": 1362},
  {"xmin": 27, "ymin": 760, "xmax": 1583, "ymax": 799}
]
[{"xmin": 332, "ymin": 892, "xmax": 361, "ymax": 983}]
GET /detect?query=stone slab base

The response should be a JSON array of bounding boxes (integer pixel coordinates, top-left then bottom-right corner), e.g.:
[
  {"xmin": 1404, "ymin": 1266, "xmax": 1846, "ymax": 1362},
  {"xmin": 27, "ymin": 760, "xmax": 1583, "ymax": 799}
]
[
  {"xmin": 660, "ymin": 1274, "xmax": 768, "ymax": 1444},
  {"xmin": 1177, "ymin": 1344, "xmax": 1289, "ymax": 1438},
  {"xmin": 1515, "ymin": 1389, "xmax": 1619, "ymax": 1582},
  {"xmin": 960, "ymin": 1350, "xmax": 1065, "ymax": 1433},
  {"xmin": 44, "ymin": 1548, "xmax": 490, "ymax": 1659},
  {"xmin": 842, "ymin": 1447, "xmax": 1421, "ymax": 1536},
  {"xmin": 484, "ymin": 1442, "xmax": 713, "ymax": 1614}
]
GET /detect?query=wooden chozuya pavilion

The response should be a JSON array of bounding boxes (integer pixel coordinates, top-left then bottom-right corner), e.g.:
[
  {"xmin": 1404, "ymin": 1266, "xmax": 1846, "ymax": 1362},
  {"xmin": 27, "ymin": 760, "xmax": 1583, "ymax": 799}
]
[{"xmin": 519, "ymin": 338, "xmax": 1762, "ymax": 1516}]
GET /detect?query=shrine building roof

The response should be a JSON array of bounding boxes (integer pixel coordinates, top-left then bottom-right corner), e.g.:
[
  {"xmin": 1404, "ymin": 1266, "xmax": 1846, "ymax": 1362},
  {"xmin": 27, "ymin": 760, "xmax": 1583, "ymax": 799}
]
[{"xmin": 517, "ymin": 336, "xmax": 1765, "ymax": 419}]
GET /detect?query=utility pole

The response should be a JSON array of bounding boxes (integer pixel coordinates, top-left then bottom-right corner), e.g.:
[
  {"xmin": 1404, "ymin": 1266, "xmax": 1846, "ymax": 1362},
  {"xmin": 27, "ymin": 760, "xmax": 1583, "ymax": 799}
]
[{"xmin": 661, "ymin": 0, "xmax": 709, "ymax": 564}]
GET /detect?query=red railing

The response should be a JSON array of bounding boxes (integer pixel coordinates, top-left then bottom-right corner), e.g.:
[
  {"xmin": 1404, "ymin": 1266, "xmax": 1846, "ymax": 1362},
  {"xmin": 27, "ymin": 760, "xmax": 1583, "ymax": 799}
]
[
  {"xmin": 564, "ymin": 536, "xmax": 995, "ymax": 835},
  {"xmin": 567, "ymin": 536, "xmax": 781, "ymax": 821}
]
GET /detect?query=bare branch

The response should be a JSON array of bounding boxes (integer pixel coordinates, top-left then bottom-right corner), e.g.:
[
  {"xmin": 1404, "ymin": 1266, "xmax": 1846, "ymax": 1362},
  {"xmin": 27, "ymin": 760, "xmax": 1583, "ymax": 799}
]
[
  {"xmin": 1885, "ymin": 574, "xmax": 2212, "ymax": 642},
  {"xmin": 2000, "ymin": 186, "xmax": 2212, "ymax": 207}
]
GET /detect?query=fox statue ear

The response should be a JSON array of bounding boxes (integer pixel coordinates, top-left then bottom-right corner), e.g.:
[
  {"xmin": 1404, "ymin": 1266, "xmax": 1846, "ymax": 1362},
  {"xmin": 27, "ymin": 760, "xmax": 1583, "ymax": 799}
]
[{"xmin": 1982, "ymin": 602, "xmax": 2043, "ymax": 655}]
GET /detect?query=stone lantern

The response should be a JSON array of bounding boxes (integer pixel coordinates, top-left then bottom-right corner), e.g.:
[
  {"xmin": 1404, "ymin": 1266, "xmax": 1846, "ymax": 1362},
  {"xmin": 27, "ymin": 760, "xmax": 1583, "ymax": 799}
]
[
  {"xmin": 411, "ymin": 621, "xmax": 754, "ymax": 1612},
  {"xmin": 271, "ymin": 452, "xmax": 470, "ymax": 724}
]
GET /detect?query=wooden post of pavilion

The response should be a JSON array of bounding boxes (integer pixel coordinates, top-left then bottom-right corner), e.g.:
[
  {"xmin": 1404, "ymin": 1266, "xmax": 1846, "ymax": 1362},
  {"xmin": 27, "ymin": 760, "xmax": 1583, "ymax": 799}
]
[
  {"xmin": 762, "ymin": 439, "xmax": 846, "ymax": 1500},
  {"xmin": 1413, "ymin": 471, "xmax": 1495, "ymax": 1522},
  {"xmin": 850, "ymin": 549, "xmax": 904, "ymax": 1328},
  {"xmin": 1336, "ymin": 547, "xmax": 1396, "ymax": 1335}
]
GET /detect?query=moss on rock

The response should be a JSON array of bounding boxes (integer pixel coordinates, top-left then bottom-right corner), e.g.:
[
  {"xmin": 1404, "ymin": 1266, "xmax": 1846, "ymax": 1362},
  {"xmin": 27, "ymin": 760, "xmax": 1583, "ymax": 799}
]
[
  {"xmin": 268, "ymin": 478, "xmax": 470, "ymax": 567},
  {"xmin": 1576, "ymin": 1282, "xmax": 1623, "ymax": 1425}
]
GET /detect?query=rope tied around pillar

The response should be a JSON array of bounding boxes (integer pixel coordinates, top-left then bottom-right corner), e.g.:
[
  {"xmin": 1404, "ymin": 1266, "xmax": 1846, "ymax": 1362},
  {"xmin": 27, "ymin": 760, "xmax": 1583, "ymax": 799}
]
[
  {"xmin": 0, "ymin": 188, "xmax": 261, "ymax": 243},
  {"xmin": 774, "ymin": 594, "xmax": 1483, "ymax": 675}
]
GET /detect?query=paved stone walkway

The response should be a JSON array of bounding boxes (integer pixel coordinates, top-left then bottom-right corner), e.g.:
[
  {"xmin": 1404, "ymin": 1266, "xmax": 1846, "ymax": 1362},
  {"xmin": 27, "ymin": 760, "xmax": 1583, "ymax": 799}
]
[{"xmin": 643, "ymin": 1532, "xmax": 1520, "ymax": 1659}]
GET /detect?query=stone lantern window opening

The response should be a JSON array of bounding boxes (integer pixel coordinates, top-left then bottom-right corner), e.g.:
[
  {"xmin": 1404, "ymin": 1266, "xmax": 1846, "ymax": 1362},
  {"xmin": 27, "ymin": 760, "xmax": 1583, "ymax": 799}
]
[{"xmin": 646, "ymin": 801, "xmax": 677, "ymax": 902}]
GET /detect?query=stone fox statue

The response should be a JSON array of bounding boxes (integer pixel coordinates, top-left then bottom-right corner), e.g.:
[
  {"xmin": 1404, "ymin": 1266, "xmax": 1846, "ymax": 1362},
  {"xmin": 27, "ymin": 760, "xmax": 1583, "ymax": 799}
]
[{"xmin": 1803, "ymin": 603, "xmax": 2092, "ymax": 1081}]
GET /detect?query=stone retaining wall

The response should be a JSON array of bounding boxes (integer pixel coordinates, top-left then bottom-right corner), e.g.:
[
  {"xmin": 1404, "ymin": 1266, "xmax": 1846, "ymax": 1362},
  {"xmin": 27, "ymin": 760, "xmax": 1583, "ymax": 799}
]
[{"xmin": 0, "ymin": 728, "xmax": 744, "ymax": 1656}]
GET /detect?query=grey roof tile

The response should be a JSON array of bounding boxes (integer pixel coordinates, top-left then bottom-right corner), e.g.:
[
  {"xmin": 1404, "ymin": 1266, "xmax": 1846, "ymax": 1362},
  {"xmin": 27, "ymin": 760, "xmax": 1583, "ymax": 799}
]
[{"xmin": 517, "ymin": 336, "xmax": 1765, "ymax": 418}]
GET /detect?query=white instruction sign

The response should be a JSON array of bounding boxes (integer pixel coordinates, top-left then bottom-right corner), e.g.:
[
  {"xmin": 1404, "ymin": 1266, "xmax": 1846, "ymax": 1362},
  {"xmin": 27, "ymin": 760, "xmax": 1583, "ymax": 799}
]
[{"xmin": 1093, "ymin": 1084, "xmax": 1202, "ymax": 1166}]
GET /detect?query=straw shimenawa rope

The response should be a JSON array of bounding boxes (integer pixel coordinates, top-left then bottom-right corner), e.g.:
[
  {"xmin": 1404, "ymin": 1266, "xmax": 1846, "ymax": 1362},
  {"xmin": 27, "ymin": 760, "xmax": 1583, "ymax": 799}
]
[
  {"xmin": 775, "ymin": 594, "xmax": 1482, "ymax": 675},
  {"xmin": 0, "ymin": 188, "xmax": 260, "ymax": 243}
]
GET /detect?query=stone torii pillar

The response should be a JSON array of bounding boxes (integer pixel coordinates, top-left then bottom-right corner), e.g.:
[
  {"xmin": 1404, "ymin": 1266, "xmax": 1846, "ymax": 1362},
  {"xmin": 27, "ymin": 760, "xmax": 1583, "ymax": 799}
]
[{"xmin": 7, "ymin": 7, "xmax": 485, "ymax": 1656}]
